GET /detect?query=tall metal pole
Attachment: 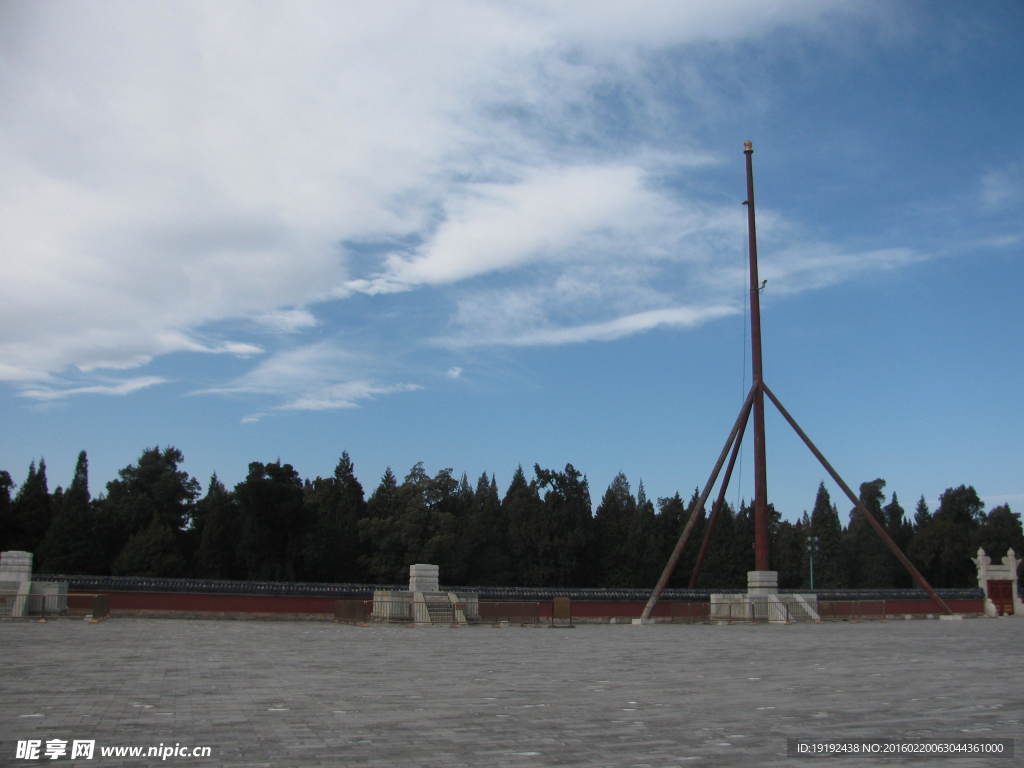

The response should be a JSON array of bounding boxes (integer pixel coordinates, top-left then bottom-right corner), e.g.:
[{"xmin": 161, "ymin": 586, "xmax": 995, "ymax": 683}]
[{"xmin": 744, "ymin": 141, "xmax": 770, "ymax": 571}]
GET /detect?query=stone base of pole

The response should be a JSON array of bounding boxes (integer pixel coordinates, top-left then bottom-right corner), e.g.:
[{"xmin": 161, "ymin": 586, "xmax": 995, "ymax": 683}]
[
  {"xmin": 746, "ymin": 570, "xmax": 778, "ymax": 595},
  {"xmin": 709, "ymin": 571, "xmax": 820, "ymax": 624}
]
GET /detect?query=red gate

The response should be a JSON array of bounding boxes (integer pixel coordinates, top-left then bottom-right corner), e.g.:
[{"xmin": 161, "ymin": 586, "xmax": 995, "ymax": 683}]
[{"xmin": 987, "ymin": 580, "xmax": 1014, "ymax": 615}]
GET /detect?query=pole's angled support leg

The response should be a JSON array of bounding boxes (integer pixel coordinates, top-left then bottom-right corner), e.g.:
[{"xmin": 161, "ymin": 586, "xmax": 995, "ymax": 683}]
[
  {"xmin": 762, "ymin": 383, "xmax": 953, "ymax": 615},
  {"xmin": 689, "ymin": 414, "xmax": 748, "ymax": 588},
  {"xmin": 641, "ymin": 387, "xmax": 756, "ymax": 621}
]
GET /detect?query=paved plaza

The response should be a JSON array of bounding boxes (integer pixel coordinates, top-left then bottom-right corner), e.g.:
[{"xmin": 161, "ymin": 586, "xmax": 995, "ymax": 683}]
[{"xmin": 1, "ymin": 617, "xmax": 1021, "ymax": 767}]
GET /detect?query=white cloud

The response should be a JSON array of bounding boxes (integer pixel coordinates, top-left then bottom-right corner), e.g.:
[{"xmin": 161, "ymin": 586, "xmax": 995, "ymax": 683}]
[
  {"xmin": 250, "ymin": 309, "xmax": 319, "ymax": 334},
  {"xmin": 200, "ymin": 340, "xmax": 419, "ymax": 412},
  {"xmin": 200, "ymin": 342, "xmax": 354, "ymax": 397},
  {"xmin": 700, "ymin": 244, "xmax": 926, "ymax": 297},
  {"xmin": 18, "ymin": 376, "xmax": 168, "ymax": 401},
  {"xmin": 976, "ymin": 234, "xmax": 1021, "ymax": 249},
  {"xmin": 446, "ymin": 367, "xmax": 464, "ymax": 379},
  {"xmin": 0, "ymin": 0, "xmax": 892, "ymax": 393},
  {"xmin": 441, "ymin": 304, "xmax": 738, "ymax": 348},
  {"xmin": 980, "ymin": 167, "xmax": 1019, "ymax": 210},
  {"xmin": 353, "ymin": 163, "xmax": 686, "ymax": 292},
  {"xmin": 278, "ymin": 382, "xmax": 422, "ymax": 412}
]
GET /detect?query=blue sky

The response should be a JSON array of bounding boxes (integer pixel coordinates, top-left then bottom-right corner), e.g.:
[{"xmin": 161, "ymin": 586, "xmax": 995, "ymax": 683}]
[{"xmin": 1, "ymin": 0, "xmax": 1021, "ymax": 522}]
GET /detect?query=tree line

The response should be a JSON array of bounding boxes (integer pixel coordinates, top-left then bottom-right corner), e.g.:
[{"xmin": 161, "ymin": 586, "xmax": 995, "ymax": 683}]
[{"xmin": 1, "ymin": 447, "xmax": 1020, "ymax": 589}]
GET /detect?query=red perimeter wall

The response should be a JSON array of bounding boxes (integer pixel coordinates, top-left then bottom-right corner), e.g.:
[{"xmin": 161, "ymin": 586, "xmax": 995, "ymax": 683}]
[
  {"xmin": 94, "ymin": 592, "xmax": 983, "ymax": 618},
  {"xmin": 105, "ymin": 591, "xmax": 338, "ymax": 614}
]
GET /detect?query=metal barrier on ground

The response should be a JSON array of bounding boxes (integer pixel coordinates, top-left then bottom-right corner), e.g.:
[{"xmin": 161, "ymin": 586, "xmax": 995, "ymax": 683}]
[
  {"xmin": 1, "ymin": 592, "xmax": 108, "ymax": 619},
  {"xmin": 361, "ymin": 599, "xmax": 548, "ymax": 625},
  {"xmin": 712, "ymin": 599, "xmax": 793, "ymax": 624}
]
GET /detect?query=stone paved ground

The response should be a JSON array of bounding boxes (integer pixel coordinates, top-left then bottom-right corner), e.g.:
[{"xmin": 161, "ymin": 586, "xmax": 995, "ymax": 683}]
[{"xmin": 1, "ymin": 617, "xmax": 1021, "ymax": 767}]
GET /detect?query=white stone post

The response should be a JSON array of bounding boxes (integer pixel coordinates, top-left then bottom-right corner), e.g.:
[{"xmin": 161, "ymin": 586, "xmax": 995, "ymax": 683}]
[
  {"xmin": 0, "ymin": 550, "xmax": 33, "ymax": 617},
  {"xmin": 408, "ymin": 563, "xmax": 439, "ymax": 593}
]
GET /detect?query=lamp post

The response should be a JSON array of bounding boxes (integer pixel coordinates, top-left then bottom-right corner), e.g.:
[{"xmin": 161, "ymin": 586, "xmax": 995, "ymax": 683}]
[{"xmin": 807, "ymin": 535, "xmax": 819, "ymax": 591}]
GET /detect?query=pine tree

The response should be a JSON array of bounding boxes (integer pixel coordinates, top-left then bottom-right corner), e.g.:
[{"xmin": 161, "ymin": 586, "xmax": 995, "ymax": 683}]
[
  {"xmin": 104, "ymin": 447, "xmax": 199, "ymax": 569},
  {"xmin": 773, "ymin": 518, "xmax": 805, "ymax": 589},
  {"xmin": 359, "ymin": 468, "xmax": 403, "ymax": 583},
  {"xmin": 653, "ymin": 493, "xmax": 685, "ymax": 586},
  {"xmin": 594, "ymin": 473, "xmax": 638, "ymax": 586},
  {"xmin": 843, "ymin": 479, "xmax": 891, "ymax": 587},
  {"xmin": 806, "ymin": 482, "xmax": 844, "ymax": 588},
  {"xmin": 430, "ymin": 468, "xmax": 470, "ymax": 584},
  {"xmin": 630, "ymin": 481, "xmax": 660, "ymax": 587},
  {"xmin": 503, "ymin": 466, "xmax": 545, "ymax": 586},
  {"xmin": 908, "ymin": 495, "xmax": 945, "ymax": 587},
  {"xmin": 973, "ymin": 504, "xmax": 1023, "ymax": 563},
  {"xmin": 465, "ymin": 473, "xmax": 512, "ymax": 585},
  {"xmin": 883, "ymin": 493, "xmax": 913, "ymax": 587},
  {"xmin": 691, "ymin": 498, "xmax": 741, "ymax": 588},
  {"xmin": 393, "ymin": 465, "xmax": 466, "ymax": 584},
  {"xmin": 934, "ymin": 485, "xmax": 984, "ymax": 586},
  {"xmin": 908, "ymin": 486, "xmax": 984, "ymax": 588},
  {"xmin": 38, "ymin": 451, "xmax": 99, "ymax": 574},
  {"xmin": 534, "ymin": 464, "xmax": 593, "ymax": 587},
  {"xmin": 8, "ymin": 460, "xmax": 52, "ymax": 552},
  {"xmin": 195, "ymin": 475, "xmax": 241, "ymax": 578},
  {"xmin": 913, "ymin": 496, "xmax": 931, "ymax": 528},
  {"xmin": 0, "ymin": 470, "xmax": 13, "ymax": 550},
  {"xmin": 661, "ymin": 488, "xmax": 709, "ymax": 588},
  {"xmin": 235, "ymin": 461, "xmax": 309, "ymax": 581},
  {"xmin": 733, "ymin": 500, "xmax": 756, "ymax": 580},
  {"xmin": 304, "ymin": 452, "xmax": 367, "ymax": 582},
  {"xmin": 112, "ymin": 518, "xmax": 187, "ymax": 576}
]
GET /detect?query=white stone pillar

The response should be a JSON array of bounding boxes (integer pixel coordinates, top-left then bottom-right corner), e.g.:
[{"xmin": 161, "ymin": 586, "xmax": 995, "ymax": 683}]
[
  {"xmin": 746, "ymin": 570, "xmax": 778, "ymax": 595},
  {"xmin": 409, "ymin": 563, "xmax": 439, "ymax": 593},
  {"xmin": 0, "ymin": 550, "xmax": 33, "ymax": 617}
]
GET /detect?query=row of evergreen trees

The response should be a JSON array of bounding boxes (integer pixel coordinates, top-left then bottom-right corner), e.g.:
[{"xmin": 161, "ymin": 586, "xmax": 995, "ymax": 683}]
[{"xmin": 1, "ymin": 447, "xmax": 1020, "ymax": 589}]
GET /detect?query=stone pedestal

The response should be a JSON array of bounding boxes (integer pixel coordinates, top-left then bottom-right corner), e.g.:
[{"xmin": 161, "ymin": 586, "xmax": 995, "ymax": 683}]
[
  {"xmin": 371, "ymin": 564, "xmax": 478, "ymax": 624},
  {"xmin": 0, "ymin": 551, "xmax": 68, "ymax": 617},
  {"xmin": 709, "ymin": 570, "xmax": 819, "ymax": 623},
  {"xmin": 0, "ymin": 550, "xmax": 33, "ymax": 617},
  {"xmin": 746, "ymin": 570, "xmax": 778, "ymax": 595},
  {"xmin": 409, "ymin": 563, "xmax": 439, "ymax": 593}
]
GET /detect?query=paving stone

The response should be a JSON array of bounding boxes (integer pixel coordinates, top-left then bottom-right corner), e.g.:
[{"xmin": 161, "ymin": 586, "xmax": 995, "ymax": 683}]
[{"xmin": 0, "ymin": 618, "xmax": 1020, "ymax": 766}]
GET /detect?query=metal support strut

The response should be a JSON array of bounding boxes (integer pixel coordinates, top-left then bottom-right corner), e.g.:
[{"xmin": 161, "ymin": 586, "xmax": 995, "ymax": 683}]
[
  {"xmin": 640, "ymin": 388, "xmax": 755, "ymax": 621},
  {"xmin": 640, "ymin": 141, "xmax": 953, "ymax": 618}
]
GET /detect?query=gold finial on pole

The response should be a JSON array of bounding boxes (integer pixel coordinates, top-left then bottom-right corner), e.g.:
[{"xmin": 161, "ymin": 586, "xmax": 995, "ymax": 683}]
[{"xmin": 744, "ymin": 140, "xmax": 753, "ymax": 152}]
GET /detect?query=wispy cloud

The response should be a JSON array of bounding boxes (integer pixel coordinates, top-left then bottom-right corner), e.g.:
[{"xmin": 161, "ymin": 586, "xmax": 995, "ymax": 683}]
[
  {"xmin": 979, "ymin": 167, "xmax": 1019, "ymax": 210},
  {"xmin": 278, "ymin": 382, "xmax": 422, "ymax": 412},
  {"xmin": 200, "ymin": 341, "xmax": 419, "ymax": 412},
  {"xmin": 349, "ymin": 163, "xmax": 690, "ymax": 293},
  {"xmin": 440, "ymin": 304, "xmax": 738, "ymax": 348},
  {"xmin": 249, "ymin": 309, "xmax": 319, "ymax": 334},
  {"xmin": 18, "ymin": 376, "xmax": 168, "ymax": 401},
  {"xmin": 701, "ymin": 245, "xmax": 926, "ymax": 297}
]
